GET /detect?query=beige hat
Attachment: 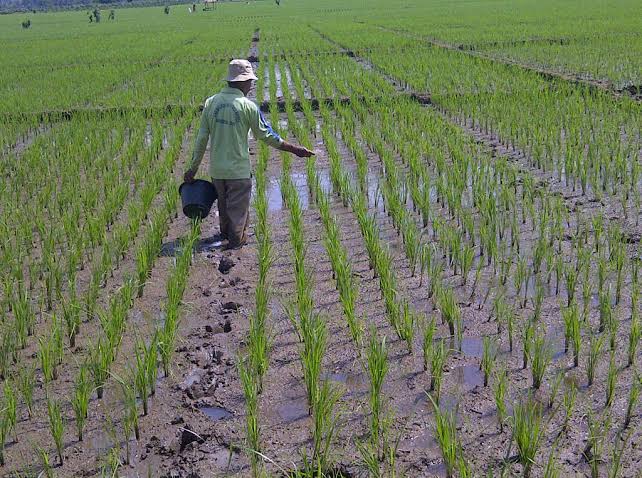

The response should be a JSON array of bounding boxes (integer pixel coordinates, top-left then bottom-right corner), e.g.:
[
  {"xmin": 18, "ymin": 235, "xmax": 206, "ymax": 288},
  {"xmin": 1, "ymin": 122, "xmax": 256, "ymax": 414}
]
[{"xmin": 226, "ymin": 59, "xmax": 258, "ymax": 82}]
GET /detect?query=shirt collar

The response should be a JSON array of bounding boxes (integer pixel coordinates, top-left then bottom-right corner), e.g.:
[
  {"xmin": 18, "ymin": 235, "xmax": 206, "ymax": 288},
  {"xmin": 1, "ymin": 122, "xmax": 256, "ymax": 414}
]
[{"xmin": 221, "ymin": 87, "xmax": 244, "ymax": 97}]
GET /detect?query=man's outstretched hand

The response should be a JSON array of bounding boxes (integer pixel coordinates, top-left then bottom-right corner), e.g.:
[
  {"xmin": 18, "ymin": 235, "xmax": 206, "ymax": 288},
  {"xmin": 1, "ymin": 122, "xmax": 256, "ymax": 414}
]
[
  {"xmin": 281, "ymin": 141, "xmax": 315, "ymax": 158},
  {"xmin": 292, "ymin": 145, "xmax": 315, "ymax": 158},
  {"xmin": 184, "ymin": 170, "xmax": 196, "ymax": 184}
]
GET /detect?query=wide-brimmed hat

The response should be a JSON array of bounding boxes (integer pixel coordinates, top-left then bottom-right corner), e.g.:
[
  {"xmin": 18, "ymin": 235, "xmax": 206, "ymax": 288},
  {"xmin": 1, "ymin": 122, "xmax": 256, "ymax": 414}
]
[{"xmin": 226, "ymin": 59, "xmax": 258, "ymax": 82}]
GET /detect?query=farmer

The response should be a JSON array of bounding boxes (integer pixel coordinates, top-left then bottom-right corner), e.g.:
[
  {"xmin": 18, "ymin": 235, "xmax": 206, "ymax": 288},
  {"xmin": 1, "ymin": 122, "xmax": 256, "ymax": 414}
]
[{"xmin": 184, "ymin": 59, "xmax": 314, "ymax": 249}]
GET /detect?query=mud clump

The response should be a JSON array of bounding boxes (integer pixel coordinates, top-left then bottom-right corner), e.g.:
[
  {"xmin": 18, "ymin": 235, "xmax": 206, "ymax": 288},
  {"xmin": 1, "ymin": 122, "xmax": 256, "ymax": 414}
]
[
  {"xmin": 221, "ymin": 301, "xmax": 241, "ymax": 313},
  {"xmin": 179, "ymin": 426, "xmax": 205, "ymax": 453},
  {"xmin": 218, "ymin": 256, "xmax": 235, "ymax": 274}
]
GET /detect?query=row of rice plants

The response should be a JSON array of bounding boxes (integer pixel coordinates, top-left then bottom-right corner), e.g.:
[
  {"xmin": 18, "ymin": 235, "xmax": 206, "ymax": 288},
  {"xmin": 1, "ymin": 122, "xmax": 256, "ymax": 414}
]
[
  {"xmin": 277, "ymin": 98, "xmax": 340, "ymax": 473},
  {"xmin": 237, "ymin": 142, "xmax": 271, "ymax": 477},
  {"xmin": 238, "ymin": 55, "xmax": 273, "ymax": 471}
]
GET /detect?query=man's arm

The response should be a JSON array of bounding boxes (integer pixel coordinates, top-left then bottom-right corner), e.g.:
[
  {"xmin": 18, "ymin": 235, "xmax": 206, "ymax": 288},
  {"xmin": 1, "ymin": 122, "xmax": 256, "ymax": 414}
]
[
  {"xmin": 249, "ymin": 105, "xmax": 314, "ymax": 157},
  {"xmin": 278, "ymin": 140, "xmax": 315, "ymax": 157},
  {"xmin": 184, "ymin": 103, "xmax": 210, "ymax": 183}
]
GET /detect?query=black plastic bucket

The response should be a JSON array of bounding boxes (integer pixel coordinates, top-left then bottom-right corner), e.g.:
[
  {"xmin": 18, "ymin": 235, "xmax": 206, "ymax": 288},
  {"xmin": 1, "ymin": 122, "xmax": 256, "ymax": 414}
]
[{"xmin": 179, "ymin": 179, "xmax": 217, "ymax": 220}]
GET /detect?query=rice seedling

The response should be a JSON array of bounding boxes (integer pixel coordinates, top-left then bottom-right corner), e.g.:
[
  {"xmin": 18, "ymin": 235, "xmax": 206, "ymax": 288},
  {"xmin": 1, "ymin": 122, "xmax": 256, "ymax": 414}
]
[
  {"xmin": 530, "ymin": 332, "xmax": 552, "ymax": 390},
  {"xmin": 301, "ymin": 314, "xmax": 327, "ymax": 412},
  {"xmin": 481, "ymin": 336, "xmax": 496, "ymax": 387},
  {"xmin": 429, "ymin": 395, "xmax": 461, "ymax": 478},
  {"xmin": 493, "ymin": 367, "xmax": 508, "ymax": 432},
  {"xmin": 145, "ymin": 333, "xmax": 159, "ymax": 396},
  {"xmin": 134, "ymin": 338, "xmax": 151, "ymax": 416},
  {"xmin": 38, "ymin": 335, "xmax": 57, "ymax": 383},
  {"xmin": 469, "ymin": 254, "xmax": 485, "ymax": 300},
  {"xmin": 584, "ymin": 410, "xmax": 611, "ymax": 478},
  {"xmin": 522, "ymin": 319, "xmax": 534, "ymax": 370},
  {"xmin": 282, "ymin": 298, "xmax": 302, "ymax": 343},
  {"xmin": 401, "ymin": 218, "xmax": 421, "ymax": 277},
  {"xmin": 380, "ymin": 410, "xmax": 403, "ymax": 477},
  {"xmin": 72, "ymin": 365, "xmax": 91, "ymax": 442},
  {"xmin": 100, "ymin": 444, "xmax": 123, "ymax": 478},
  {"xmin": 238, "ymin": 356, "xmax": 262, "ymax": 477},
  {"xmin": 628, "ymin": 311, "xmax": 640, "ymax": 368},
  {"xmin": 89, "ymin": 338, "xmax": 113, "ymax": 399},
  {"xmin": 438, "ymin": 288, "xmax": 460, "ymax": 337},
  {"xmin": 428, "ymin": 257, "xmax": 445, "ymax": 301},
  {"xmin": 61, "ymin": 294, "xmax": 81, "ymax": 348},
  {"xmin": 605, "ymin": 352, "xmax": 618, "ymax": 408},
  {"xmin": 532, "ymin": 279, "xmax": 545, "ymax": 322},
  {"xmin": 118, "ymin": 374, "xmax": 140, "ymax": 464},
  {"xmin": 587, "ymin": 333, "xmax": 604, "ymax": 387},
  {"xmin": 46, "ymin": 396, "xmax": 65, "ymax": 465},
  {"xmin": 598, "ymin": 285, "xmax": 613, "ymax": 333},
  {"xmin": 562, "ymin": 302, "xmax": 581, "ymax": 367},
  {"xmin": 623, "ymin": 374, "xmax": 640, "ymax": 429},
  {"xmin": 0, "ymin": 413, "xmax": 8, "ymax": 466},
  {"xmin": 397, "ymin": 300, "xmax": 416, "ymax": 354},
  {"xmin": 366, "ymin": 331, "xmax": 388, "ymax": 452},
  {"xmin": 2, "ymin": 382, "xmax": 17, "ymax": 443},
  {"xmin": 561, "ymin": 382, "xmax": 577, "ymax": 434},
  {"xmin": 564, "ymin": 264, "xmax": 578, "ymax": 307},
  {"xmin": 248, "ymin": 312, "xmax": 271, "ymax": 394},
  {"xmin": 423, "ymin": 317, "xmax": 436, "ymax": 372},
  {"xmin": 36, "ymin": 445, "xmax": 54, "ymax": 478},
  {"xmin": 547, "ymin": 371, "xmax": 564, "ymax": 410},
  {"xmin": 430, "ymin": 339, "xmax": 448, "ymax": 403},
  {"xmin": 17, "ymin": 365, "xmax": 35, "ymax": 419},
  {"xmin": 460, "ymin": 243, "xmax": 474, "ymax": 286},
  {"xmin": 310, "ymin": 379, "xmax": 342, "ymax": 472},
  {"xmin": 543, "ymin": 445, "xmax": 560, "ymax": 478},
  {"xmin": 356, "ymin": 439, "xmax": 382, "ymax": 478},
  {"xmin": 609, "ymin": 430, "xmax": 631, "ymax": 478},
  {"xmin": 511, "ymin": 396, "xmax": 544, "ymax": 478}
]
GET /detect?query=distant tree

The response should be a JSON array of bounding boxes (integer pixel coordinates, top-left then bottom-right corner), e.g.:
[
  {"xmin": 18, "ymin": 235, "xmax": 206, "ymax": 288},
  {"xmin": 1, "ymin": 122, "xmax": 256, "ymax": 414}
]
[
  {"xmin": 21, "ymin": 19, "xmax": 31, "ymax": 28},
  {"xmin": 108, "ymin": 9, "xmax": 114, "ymax": 20},
  {"xmin": 163, "ymin": 5, "xmax": 169, "ymax": 14}
]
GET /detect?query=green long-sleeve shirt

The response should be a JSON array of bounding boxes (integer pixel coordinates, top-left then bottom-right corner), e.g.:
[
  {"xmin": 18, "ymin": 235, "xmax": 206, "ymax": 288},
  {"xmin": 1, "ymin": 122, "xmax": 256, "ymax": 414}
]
[{"xmin": 187, "ymin": 87, "xmax": 283, "ymax": 179}]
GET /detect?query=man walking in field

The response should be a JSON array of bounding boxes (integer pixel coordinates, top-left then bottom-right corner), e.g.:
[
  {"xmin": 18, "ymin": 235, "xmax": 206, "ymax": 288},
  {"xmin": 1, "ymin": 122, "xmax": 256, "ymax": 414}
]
[{"xmin": 184, "ymin": 59, "xmax": 314, "ymax": 249}]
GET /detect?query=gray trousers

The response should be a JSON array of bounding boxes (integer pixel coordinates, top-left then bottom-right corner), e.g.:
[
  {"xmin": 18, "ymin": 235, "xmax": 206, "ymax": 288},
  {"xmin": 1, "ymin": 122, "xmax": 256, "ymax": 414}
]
[{"xmin": 212, "ymin": 178, "xmax": 252, "ymax": 247}]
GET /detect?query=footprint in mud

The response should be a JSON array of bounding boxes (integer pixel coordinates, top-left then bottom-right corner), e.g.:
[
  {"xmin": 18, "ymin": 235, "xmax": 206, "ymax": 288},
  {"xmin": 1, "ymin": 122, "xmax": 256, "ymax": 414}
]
[
  {"xmin": 199, "ymin": 406, "xmax": 233, "ymax": 422},
  {"xmin": 452, "ymin": 365, "xmax": 484, "ymax": 391},
  {"xmin": 276, "ymin": 398, "xmax": 308, "ymax": 423},
  {"xmin": 459, "ymin": 336, "xmax": 483, "ymax": 358}
]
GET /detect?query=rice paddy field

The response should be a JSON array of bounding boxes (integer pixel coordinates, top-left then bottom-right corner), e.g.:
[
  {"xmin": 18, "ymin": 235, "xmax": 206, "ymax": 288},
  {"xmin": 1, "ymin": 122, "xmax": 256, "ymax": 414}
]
[{"xmin": 1, "ymin": 0, "xmax": 641, "ymax": 476}]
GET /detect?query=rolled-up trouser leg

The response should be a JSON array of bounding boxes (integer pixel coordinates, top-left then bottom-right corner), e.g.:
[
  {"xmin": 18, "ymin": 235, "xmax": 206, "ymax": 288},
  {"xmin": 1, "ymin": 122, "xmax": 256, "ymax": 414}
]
[{"xmin": 213, "ymin": 178, "xmax": 252, "ymax": 247}]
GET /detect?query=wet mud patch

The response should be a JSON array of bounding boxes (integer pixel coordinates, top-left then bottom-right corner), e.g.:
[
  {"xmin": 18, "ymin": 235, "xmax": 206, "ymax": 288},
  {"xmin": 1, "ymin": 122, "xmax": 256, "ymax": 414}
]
[{"xmin": 199, "ymin": 406, "xmax": 233, "ymax": 422}]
